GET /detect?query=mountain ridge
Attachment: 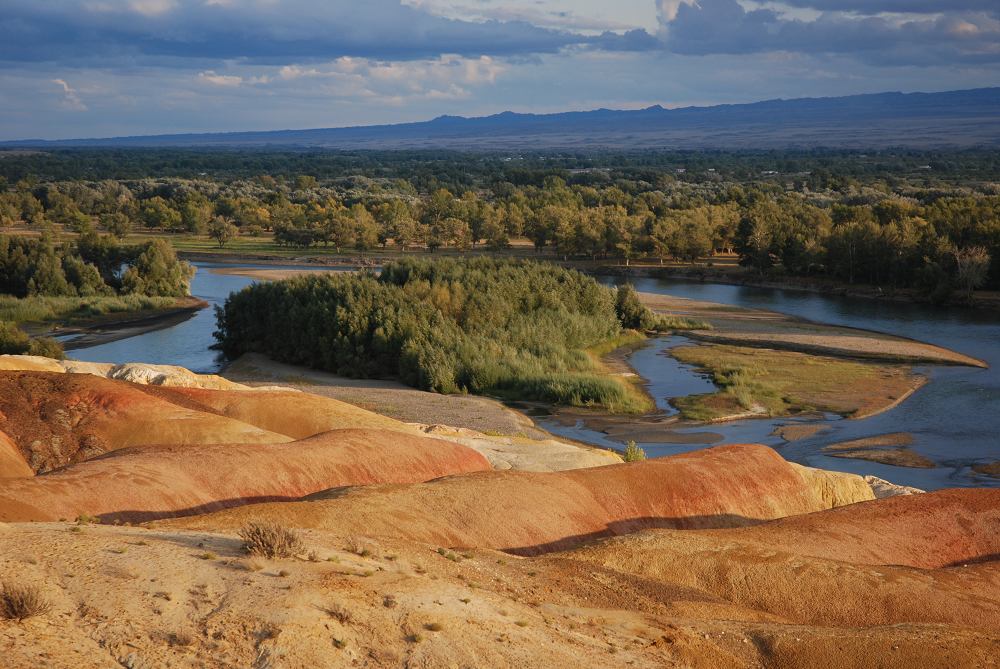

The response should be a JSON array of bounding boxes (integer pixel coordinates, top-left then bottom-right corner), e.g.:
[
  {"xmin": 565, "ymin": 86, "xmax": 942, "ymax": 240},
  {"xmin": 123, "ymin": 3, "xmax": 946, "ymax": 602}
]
[{"xmin": 4, "ymin": 87, "xmax": 1000, "ymax": 149}]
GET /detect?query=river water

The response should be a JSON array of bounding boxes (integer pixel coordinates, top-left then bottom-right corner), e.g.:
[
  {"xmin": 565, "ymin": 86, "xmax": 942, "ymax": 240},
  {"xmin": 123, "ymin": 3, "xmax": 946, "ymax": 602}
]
[
  {"xmin": 68, "ymin": 263, "xmax": 352, "ymax": 373},
  {"xmin": 68, "ymin": 264, "xmax": 1000, "ymax": 490}
]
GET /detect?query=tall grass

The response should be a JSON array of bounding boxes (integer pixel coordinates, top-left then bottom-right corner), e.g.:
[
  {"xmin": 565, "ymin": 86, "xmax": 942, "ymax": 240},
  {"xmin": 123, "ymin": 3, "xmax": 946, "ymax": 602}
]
[{"xmin": 0, "ymin": 294, "xmax": 177, "ymax": 324}]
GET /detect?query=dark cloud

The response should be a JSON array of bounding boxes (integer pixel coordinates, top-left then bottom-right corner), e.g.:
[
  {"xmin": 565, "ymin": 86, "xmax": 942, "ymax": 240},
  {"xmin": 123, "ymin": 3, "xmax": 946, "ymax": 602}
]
[
  {"xmin": 0, "ymin": 0, "xmax": 588, "ymax": 65},
  {"xmin": 661, "ymin": 0, "xmax": 1000, "ymax": 65},
  {"xmin": 590, "ymin": 29, "xmax": 663, "ymax": 52}
]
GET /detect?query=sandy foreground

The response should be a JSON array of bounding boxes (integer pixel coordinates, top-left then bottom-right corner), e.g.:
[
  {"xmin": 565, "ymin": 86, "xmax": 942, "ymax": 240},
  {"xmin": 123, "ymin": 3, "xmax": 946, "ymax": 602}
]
[{"xmin": 0, "ymin": 356, "xmax": 997, "ymax": 667}]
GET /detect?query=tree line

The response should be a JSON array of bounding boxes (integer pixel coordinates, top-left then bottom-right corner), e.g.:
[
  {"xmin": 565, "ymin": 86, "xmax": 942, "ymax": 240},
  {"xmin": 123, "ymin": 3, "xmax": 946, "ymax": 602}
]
[
  {"xmin": 2, "ymin": 151, "xmax": 997, "ymax": 302},
  {"xmin": 0, "ymin": 232, "xmax": 194, "ymax": 359}
]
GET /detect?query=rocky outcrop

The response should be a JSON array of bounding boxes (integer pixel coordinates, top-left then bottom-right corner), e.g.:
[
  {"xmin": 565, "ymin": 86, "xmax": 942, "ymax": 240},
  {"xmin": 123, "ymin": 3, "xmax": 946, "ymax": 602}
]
[
  {"xmin": 790, "ymin": 462, "xmax": 876, "ymax": 507},
  {"xmin": 0, "ymin": 355, "xmax": 252, "ymax": 390},
  {"xmin": 865, "ymin": 474, "xmax": 925, "ymax": 498},
  {"xmin": 417, "ymin": 424, "xmax": 622, "ymax": 471}
]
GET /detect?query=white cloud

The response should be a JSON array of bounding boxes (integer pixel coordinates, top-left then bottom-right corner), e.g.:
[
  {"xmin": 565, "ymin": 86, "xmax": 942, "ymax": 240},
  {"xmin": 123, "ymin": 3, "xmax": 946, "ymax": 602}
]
[
  {"xmin": 198, "ymin": 70, "xmax": 243, "ymax": 86},
  {"xmin": 227, "ymin": 54, "xmax": 505, "ymax": 103},
  {"xmin": 52, "ymin": 78, "xmax": 88, "ymax": 111},
  {"xmin": 129, "ymin": 0, "xmax": 177, "ymax": 16}
]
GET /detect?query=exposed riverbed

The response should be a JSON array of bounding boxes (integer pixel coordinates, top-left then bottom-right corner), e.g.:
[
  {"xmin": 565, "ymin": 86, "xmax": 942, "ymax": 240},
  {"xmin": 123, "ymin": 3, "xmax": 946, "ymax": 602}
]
[{"xmin": 538, "ymin": 277, "xmax": 1000, "ymax": 490}]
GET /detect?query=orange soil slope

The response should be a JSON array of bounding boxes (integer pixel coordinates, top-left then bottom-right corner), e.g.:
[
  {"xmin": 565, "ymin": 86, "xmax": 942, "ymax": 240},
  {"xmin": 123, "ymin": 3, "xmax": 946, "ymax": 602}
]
[
  {"xmin": 161, "ymin": 386, "xmax": 407, "ymax": 439},
  {"xmin": 0, "ymin": 428, "xmax": 491, "ymax": 523},
  {"xmin": 702, "ymin": 487, "xmax": 1000, "ymax": 569},
  {"xmin": 166, "ymin": 444, "xmax": 873, "ymax": 555},
  {"xmin": 559, "ymin": 489, "xmax": 1000, "ymax": 631},
  {"xmin": 0, "ymin": 372, "xmax": 290, "ymax": 473},
  {"xmin": 0, "ymin": 430, "xmax": 33, "ymax": 478}
]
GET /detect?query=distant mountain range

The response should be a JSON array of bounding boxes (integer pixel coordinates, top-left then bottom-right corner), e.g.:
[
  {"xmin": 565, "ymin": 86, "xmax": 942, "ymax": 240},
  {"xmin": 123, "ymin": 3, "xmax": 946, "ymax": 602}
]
[{"xmin": 6, "ymin": 87, "xmax": 1000, "ymax": 150}]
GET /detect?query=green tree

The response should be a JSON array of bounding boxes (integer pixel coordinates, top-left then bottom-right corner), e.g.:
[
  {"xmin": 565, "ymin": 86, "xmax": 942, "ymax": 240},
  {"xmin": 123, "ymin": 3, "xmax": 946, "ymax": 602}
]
[
  {"xmin": 121, "ymin": 239, "xmax": 194, "ymax": 297},
  {"xmin": 208, "ymin": 217, "xmax": 239, "ymax": 248},
  {"xmin": 100, "ymin": 212, "xmax": 132, "ymax": 240}
]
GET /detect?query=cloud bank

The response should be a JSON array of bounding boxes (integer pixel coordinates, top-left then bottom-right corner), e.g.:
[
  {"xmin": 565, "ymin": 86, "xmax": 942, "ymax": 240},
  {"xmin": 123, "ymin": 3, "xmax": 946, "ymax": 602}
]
[{"xmin": 0, "ymin": 1, "xmax": 998, "ymax": 139}]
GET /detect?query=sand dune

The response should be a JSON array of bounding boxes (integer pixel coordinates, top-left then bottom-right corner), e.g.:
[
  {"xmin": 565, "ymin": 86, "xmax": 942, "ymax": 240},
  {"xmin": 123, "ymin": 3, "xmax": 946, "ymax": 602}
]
[
  {"xmin": 164, "ymin": 386, "xmax": 408, "ymax": 439},
  {"xmin": 561, "ymin": 489, "xmax": 1000, "ymax": 630},
  {"xmin": 704, "ymin": 487, "xmax": 1000, "ymax": 569}
]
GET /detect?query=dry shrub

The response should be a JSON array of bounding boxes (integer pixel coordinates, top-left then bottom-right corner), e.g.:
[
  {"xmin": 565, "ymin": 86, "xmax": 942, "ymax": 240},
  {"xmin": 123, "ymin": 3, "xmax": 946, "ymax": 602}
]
[
  {"xmin": 1, "ymin": 582, "xmax": 51, "ymax": 621},
  {"xmin": 344, "ymin": 537, "xmax": 376, "ymax": 558},
  {"xmin": 240, "ymin": 558, "xmax": 265, "ymax": 572},
  {"xmin": 322, "ymin": 602, "xmax": 352, "ymax": 624},
  {"xmin": 238, "ymin": 521, "xmax": 303, "ymax": 559},
  {"xmin": 167, "ymin": 630, "xmax": 195, "ymax": 647}
]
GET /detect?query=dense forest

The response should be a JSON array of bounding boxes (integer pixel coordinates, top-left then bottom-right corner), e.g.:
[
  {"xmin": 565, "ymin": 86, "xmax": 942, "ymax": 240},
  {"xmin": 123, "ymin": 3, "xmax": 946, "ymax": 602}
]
[
  {"xmin": 216, "ymin": 258, "xmax": 682, "ymax": 411},
  {"xmin": 1, "ymin": 148, "xmax": 998, "ymax": 303}
]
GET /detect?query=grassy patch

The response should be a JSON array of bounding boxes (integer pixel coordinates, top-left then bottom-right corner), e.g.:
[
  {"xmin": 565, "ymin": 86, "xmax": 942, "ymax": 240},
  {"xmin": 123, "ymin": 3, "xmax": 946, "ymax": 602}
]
[
  {"xmin": 652, "ymin": 314, "xmax": 712, "ymax": 331},
  {"xmin": 584, "ymin": 330, "xmax": 646, "ymax": 359},
  {"xmin": 0, "ymin": 294, "xmax": 177, "ymax": 325},
  {"xmin": 670, "ymin": 344, "xmax": 919, "ymax": 421}
]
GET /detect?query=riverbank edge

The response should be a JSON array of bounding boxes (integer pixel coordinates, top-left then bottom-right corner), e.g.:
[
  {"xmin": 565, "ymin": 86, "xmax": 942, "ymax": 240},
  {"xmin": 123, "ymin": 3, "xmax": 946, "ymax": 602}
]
[
  {"xmin": 52, "ymin": 296, "xmax": 208, "ymax": 350},
  {"xmin": 176, "ymin": 250, "xmax": 1000, "ymax": 313}
]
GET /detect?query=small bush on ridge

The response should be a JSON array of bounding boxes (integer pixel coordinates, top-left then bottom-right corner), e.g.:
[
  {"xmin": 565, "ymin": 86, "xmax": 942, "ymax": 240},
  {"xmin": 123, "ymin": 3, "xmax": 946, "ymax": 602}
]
[{"xmin": 238, "ymin": 521, "xmax": 303, "ymax": 559}]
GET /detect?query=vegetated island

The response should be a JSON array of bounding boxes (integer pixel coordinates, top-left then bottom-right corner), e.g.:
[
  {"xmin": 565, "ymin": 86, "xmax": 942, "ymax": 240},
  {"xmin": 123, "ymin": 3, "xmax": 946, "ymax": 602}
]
[{"xmin": 215, "ymin": 257, "xmax": 706, "ymax": 414}]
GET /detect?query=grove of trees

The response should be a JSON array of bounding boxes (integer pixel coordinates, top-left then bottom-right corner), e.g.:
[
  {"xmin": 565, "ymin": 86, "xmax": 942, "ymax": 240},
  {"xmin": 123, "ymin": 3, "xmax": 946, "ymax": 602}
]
[
  {"xmin": 216, "ymin": 258, "xmax": 668, "ymax": 411},
  {"xmin": 0, "ymin": 233, "xmax": 193, "ymax": 299},
  {"xmin": 1, "ymin": 148, "xmax": 998, "ymax": 303}
]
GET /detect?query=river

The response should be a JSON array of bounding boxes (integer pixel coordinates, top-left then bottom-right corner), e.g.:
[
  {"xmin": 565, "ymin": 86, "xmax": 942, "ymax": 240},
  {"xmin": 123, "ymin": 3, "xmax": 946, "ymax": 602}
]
[{"xmin": 68, "ymin": 263, "xmax": 1000, "ymax": 491}]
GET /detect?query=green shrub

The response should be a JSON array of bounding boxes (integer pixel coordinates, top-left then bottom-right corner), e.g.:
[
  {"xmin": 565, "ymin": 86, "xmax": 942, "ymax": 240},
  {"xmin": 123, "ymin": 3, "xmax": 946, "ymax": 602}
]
[
  {"xmin": 0, "ymin": 321, "xmax": 64, "ymax": 359},
  {"xmin": 623, "ymin": 440, "xmax": 647, "ymax": 462},
  {"xmin": 615, "ymin": 283, "xmax": 709, "ymax": 332}
]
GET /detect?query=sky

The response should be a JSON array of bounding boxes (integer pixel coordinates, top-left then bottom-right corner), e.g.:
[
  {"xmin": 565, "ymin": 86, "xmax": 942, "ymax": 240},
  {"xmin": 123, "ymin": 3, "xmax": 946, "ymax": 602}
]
[{"xmin": 0, "ymin": 0, "xmax": 998, "ymax": 140}]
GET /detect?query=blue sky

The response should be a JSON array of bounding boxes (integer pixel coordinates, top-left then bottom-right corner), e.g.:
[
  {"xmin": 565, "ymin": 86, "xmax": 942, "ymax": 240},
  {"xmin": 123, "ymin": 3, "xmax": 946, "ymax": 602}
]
[{"xmin": 1, "ymin": 0, "xmax": 998, "ymax": 140}]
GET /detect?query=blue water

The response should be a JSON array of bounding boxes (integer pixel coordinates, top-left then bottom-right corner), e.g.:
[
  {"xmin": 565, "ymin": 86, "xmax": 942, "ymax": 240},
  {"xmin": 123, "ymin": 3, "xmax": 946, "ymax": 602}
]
[
  {"xmin": 67, "ymin": 263, "xmax": 353, "ymax": 374},
  {"xmin": 541, "ymin": 276, "xmax": 1000, "ymax": 490}
]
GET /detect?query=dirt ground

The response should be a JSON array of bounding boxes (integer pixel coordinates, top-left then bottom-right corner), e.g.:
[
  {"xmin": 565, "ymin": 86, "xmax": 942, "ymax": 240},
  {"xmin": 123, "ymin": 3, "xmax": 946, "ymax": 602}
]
[
  {"xmin": 209, "ymin": 267, "xmax": 347, "ymax": 282},
  {"xmin": 223, "ymin": 353, "xmax": 551, "ymax": 440}
]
